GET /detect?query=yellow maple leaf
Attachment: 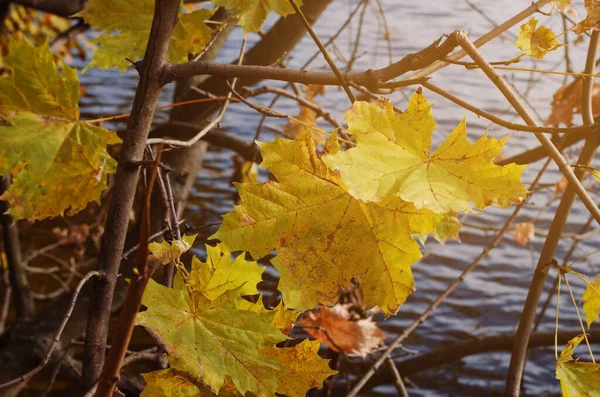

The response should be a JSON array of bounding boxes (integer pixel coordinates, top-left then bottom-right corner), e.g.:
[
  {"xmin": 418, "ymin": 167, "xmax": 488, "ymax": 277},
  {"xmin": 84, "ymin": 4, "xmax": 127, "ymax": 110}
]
[
  {"xmin": 556, "ymin": 335, "xmax": 600, "ymax": 397},
  {"xmin": 148, "ymin": 234, "xmax": 197, "ymax": 265},
  {"xmin": 212, "ymin": 131, "xmax": 444, "ymax": 315},
  {"xmin": 137, "ymin": 271, "xmax": 335, "ymax": 396},
  {"xmin": 212, "ymin": 0, "xmax": 302, "ymax": 33},
  {"xmin": 0, "ymin": 39, "xmax": 121, "ymax": 220},
  {"xmin": 187, "ymin": 242, "xmax": 264, "ymax": 300},
  {"xmin": 79, "ymin": 0, "xmax": 214, "ymax": 72},
  {"xmin": 516, "ymin": 18, "xmax": 562, "ymax": 59},
  {"xmin": 324, "ymin": 91, "xmax": 528, "ymax": 215},
  {"xmin": 237, "ymin": 296, "xmax": 301, "ymax": 335},
  {"xmin": 582, "ymin": 275, "xmax": 600, "ymax": 328}
]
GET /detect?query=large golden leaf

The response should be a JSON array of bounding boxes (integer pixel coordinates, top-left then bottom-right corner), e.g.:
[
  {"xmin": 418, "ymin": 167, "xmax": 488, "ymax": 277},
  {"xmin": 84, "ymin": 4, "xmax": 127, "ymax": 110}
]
[
  {"xmin": 582, "ymin": 275, "xmax": 600, "ymax": 328},
  {"xmin": 211, "ymin": 132, "xmax": 442, "ymax": 315},
  {"xmin": 0, "ymin": 39, "xmax": 120, "ymax": 220},
  {"xmin": 79, "ymin": 0, "xmax": 214, "ymax": 72},
  {"xmin": 324, "ymin": 91, "xmax": 528, "ymax": 214}
]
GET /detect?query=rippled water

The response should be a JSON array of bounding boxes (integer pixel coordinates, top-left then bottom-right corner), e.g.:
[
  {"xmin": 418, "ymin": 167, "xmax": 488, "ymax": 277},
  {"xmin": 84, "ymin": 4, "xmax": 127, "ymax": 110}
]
[{"xmin": 79, "ymin": 1, "xmax": 600, "ymax": 395}]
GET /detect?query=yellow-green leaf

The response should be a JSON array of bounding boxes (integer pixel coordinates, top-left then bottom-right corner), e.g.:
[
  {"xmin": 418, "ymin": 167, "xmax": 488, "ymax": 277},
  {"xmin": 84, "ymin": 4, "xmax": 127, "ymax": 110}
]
[
  {"xmin": 141, "ymin": 369, "xmax": 239, "ymax": 397},
  {"xmin": 137, "ymin": 271, "xmax": 333, "ymax": 396},
  {"xmin": 324, "ymin": 92, "xmax": 528, "ymax": 215},
  {"xmin": 516, "ymin": 18, "xmax": 562, "ymax": 59},
  {"xmin": 149, "ymin": 234, "xmax": 197, "ymax": 265},
  {"xmin": 574, "ymin": 0, "xmax": 600, "ymax": 34},
  {"xmin": 582, "ymin": 275, "xmax": 600, "ymax": 328},
  {"xmin": 556, "ymin": 335, "xmax": 600, "ymax": 397},
  {"xmin": 211, "ymin": 132, "xmax": 444, "ymax": 315},
  {"xmin": 79, "ymin": 1, "xmax": 214, "ymax": 72},
  {"xmin": 0, "ymin": 39, "xmax": 120, "ymax": 220},
  {"xmin": 211, "ymin": 0, "xmax": 301, "ymax": 33},
  {"xmin": 188, "ymin": 242, "xmax": 264, "ymax": 300},
  {"xmin": 237, "ymin": 296, "xmax": 301, "ymax": 335}
]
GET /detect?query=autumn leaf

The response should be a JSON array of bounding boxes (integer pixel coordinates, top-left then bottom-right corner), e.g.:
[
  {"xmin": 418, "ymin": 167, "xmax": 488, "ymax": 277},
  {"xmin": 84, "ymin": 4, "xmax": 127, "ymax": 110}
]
[
  {"xmin": 556, "ymin": 335, "xmax": 600, "ymax": 396},
  {"xmin": 283, "ymin": 84, "xmax": 326, "ymax": 145},
  {"xmin": 516, "ymin": 18, "xmax": 562, "ymax": 59},
  {"xmin": 547, "ymin": 80, "xmax": 600, "ymax": 127},
  {"xmin": 211, "ymin": 131, "xmax": 445, "ymax": 315},
  {"xmin": 555, "ymin": 176, "xmax": 569, "ymax": 195},
  {"xmin": 237, "ymin": 296, "xmax": 301, "ymax": 335},
  {"xmin": 148, "ymin": 234, "xmax": 197, "ymax": 265},
  {"xmin": 141, "ymin": 369, "xmax": 238, "ymax": 397},
  {"xmin": 300, "ymin": 304, "xmax": 385, "ymax": 357},
  {"xmin": 582, "ymin": 275, "xmax": 600, "ymax": 328},
  {"xmin": 187, "ymin": 242, "xmax": 264, "ymax": 300},
  {"xmin": 0, "ymin": 39, "xmax": 120, "ymax": 221},
  {"xmin": 417, "ymin": 214, "xmax": 462, "ymax": 244},
  {"xmin": 137, "ymin": 272, "xmax": 335, "ymax": 396},
  {"xmin": 212, "ymin": 0, "xmax": 301, "ymax": 33},
  {"xmin": 79, "ymin": 0, "xmax": 214, "ymax": 72},
  {"xmin": 324, "ymin": 91, "xmax": 528, "ymax": 215},
  {"xmin": 574, "ymin": 0, "xmax": 600, "ymax": 34},
  {"xmin": 514, "ymin": 222, "xmax": 535, "ymax": 246}
]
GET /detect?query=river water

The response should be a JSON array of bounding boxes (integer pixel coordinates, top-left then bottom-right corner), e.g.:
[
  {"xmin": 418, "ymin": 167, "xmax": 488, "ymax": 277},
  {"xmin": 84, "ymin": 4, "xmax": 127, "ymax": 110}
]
[{"xmin": 78, "ymin": 1, "xmax": 600, "ymax": 395}]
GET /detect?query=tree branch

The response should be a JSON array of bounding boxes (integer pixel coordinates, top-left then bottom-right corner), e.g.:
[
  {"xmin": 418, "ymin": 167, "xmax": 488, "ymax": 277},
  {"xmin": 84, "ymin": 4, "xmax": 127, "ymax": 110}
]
[
  {"xmin": 160, "ymin": 34, "xmax": 459, "ymax": 88},
  {"xmin": 81, "ymin": 0, "xmax": 180, "ymax": 389}
]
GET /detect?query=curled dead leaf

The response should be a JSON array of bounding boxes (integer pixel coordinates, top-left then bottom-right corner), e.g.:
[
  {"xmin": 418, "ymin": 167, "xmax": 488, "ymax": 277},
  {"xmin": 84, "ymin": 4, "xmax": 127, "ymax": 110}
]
[
  {"xmin": 300, "ymin": 304, "xmax": 385, "ymax": 358},
  {"xmin": 547, "ymin": 80, "xmax": 600, "ymax": 127},
  {"xmin": 555, "ymin": 176, "xmax": 568, "ymax": 195},
  {"xmin": 514, "ymin": 222, "xmax": 535, "ymax": 246}
]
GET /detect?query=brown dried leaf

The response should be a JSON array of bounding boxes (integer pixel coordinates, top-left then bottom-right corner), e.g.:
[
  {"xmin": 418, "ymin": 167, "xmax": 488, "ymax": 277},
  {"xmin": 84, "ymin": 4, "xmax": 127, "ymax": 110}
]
[
  {"xmin": 547, "ymin": 79, "xmax": 600, "ymax": 127},
  {"xmin": 52, "ymin": 224, "xmax": 90, "ymax": 247},
  {"xmin": 300, "ymin": 304, "xmax": 385, "ymax": 358},
  {"xmin": 555, "ymin": 176, "xmax": 569, "ymax": 195},
  {"xmin": 574, "ymin": 0, "xmax": 600, "ymax": 34},
  {"xmin": 514, "ymin": 222, "xmax": 535, "ymax": 246},
  {"xmin": 283, "ymin": 85, "xmax": 326, "ymax": 145}
]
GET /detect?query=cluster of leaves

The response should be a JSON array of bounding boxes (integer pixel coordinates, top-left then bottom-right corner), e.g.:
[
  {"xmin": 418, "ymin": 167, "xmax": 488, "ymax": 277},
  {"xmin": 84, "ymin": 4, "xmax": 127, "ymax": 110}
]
[
  {"xmin": 213, "ymin": 91, "xmax": 528, "ymax": 315},
  {"xmin": 138, "ymin": 238, "xmax": 334, "ymax": 397}
]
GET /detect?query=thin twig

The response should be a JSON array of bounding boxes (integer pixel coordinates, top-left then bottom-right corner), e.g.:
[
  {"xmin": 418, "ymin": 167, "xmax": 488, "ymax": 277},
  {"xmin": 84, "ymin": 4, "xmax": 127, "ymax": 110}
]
[
  {"xmin": 0, "ymin": 271, "xmax": 100, "ymax": 390},
  {"xmin": 287, "ymin": 0, "xmax": 355, "ymax": 102}
]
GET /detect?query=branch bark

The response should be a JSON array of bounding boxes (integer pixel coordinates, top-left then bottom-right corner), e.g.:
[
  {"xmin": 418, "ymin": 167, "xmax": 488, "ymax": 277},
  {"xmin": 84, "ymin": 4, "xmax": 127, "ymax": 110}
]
[
  {"xmin": 161, "ymin": 34, "xmax": 459, "ymax": 88},
  {"xmin": 505, "ymin": 31, "xmax": 600, "ymax": 396},
  {"xmin": 81, "ymin": 0, "xmax": 180, "ymax": 389}
]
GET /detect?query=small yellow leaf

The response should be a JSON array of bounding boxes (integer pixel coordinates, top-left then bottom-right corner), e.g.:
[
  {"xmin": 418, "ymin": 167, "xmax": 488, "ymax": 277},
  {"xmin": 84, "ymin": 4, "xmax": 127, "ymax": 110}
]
[
  {"xmin": 212, "ymin": 0, "xmax": 302, "ymax": 33},
  {"xmin": 188, "ymin": 243, "xmax": 264, "ymax": 300},
  {"xmin": 148, "ymin": 234, "xmax": 197, "ymax": 265},
  {"xmin": 237, "ymin": 296, "xmax": 301, "ymax": 335},
  {"xmin": 582, "ymin": 275, "xmax": 600, "ymax": 328},
  {"xmin": 516, "ymin": 18, "xmax": 562, "ymax": 59},
  {"xmin": 556, "ymin": 335, "xmax": 600, "ymax": 397},
  {"xmin": 514, "ymin": 222, "xmax": 535, "ymax": 246}
]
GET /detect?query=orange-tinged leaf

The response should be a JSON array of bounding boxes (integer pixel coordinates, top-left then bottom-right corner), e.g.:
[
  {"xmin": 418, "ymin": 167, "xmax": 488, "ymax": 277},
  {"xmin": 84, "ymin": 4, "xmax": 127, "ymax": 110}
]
[
  {"xmin": 547, "ymin": 80, "xmax": 600, "ymax": 127},
  {"xmin": 0, "ymin": 39, "xmax": 120, "ymax": 220},
  {"xmin": 211, "ymin": 132, "xmax": 445, "ymax": 315},
  {"xmin": 574, "ymin": 0, "xmax": 600, "ymax": 34},
  {"xmin": 324, "ymin": 92, "xmax": 528, "ymax": 215},
  {"xmin": 555, "ymin": 176, "xmax": 569, "ymax": 195},
  {"xmin": 283, "ymin": 84, "xmax": 326, "ymax": 144},
  {"xmin": 516, "ymin": 18, "xmax": 562, "ymax": 59},
  {"xmin": 300, "ymin": 304, "xmax": 384, "ymax": 357},
  {"xmin": 514, "ymin": 222, "xmax": 535, "ymax": 246}
]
